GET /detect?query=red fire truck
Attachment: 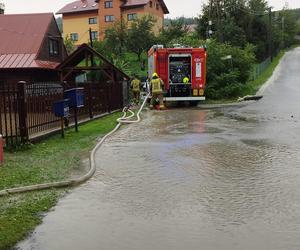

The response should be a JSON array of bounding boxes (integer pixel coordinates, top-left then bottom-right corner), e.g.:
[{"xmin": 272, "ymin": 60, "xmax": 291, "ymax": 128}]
[{"xmin": 148, "ymin": 45, "xmax": 207, "ymax": 102}]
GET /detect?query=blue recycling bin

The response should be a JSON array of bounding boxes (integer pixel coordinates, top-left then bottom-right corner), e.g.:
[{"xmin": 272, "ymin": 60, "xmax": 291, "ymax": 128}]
[
  {"xmin": 53, "ymin": 99, "xmax": 70, "ymax": 118},
  {"xmin": 64, "ymin": 88, "xmax": 84, "ymax": 108}
]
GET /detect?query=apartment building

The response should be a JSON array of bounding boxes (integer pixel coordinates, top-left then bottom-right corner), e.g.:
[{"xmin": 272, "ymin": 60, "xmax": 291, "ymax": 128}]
[
  {"xmin": 57, "ymin": 0, "xmax": 99, "ymax": 45},
  {"xmin": 57, "ymin": 0, "xmax": 169, "ymax": 43}
]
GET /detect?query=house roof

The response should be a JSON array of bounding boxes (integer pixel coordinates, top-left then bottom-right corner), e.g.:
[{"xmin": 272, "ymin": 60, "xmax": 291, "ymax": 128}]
[
  {"xmin": 56, "ymin": 0, "xmax": 98, "ymax": 15},
  {"xmin": 186, "ymin": 24, "xmax": 197, "ymax": 33},
  {"xmin": 93, "ymin": 0, "xmax": 169, "ymax": 14},
  {"xmin": 0, "ymin": 54, "xmax": 60, "ymax": 69},
  {"xmin": 121, "ymin": 0, "xmax": 169, "ymax": 14},
  {"xmin": 0, "ymin": 13, "xmax": 61, "ymax": 69}
]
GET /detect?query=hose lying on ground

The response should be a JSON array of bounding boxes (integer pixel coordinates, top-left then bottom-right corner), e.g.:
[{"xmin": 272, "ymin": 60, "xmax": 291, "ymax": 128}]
[
  {"xmin": 238, "ymin": 95, "xmax": 263, "ymax": 102},
  {"xmin": 0, "ymin": 93, "xmax": 151, "ymax": 197}
]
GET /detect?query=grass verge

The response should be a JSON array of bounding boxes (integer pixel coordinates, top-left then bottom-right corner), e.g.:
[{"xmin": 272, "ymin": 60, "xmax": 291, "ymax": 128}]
[
  {"xmin": 239, "ymin": 49, "xmax": 287, "ymax": 97},
  {"xmin": 0, "ymin": 112, "xmax": 121, "ymax": 250}
]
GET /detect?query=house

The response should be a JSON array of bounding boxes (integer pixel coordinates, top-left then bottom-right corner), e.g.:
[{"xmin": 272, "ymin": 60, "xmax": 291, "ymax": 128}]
[
  {"xmin": 0, "ymin": 13, "xmax": 67, "ymax": 85},
  {"xmin": 56, "ymin": 0, "xmax": 99, "ymax": 46},
  {"xmin": 186, "ymin": 24, "xmax": 197, "ymax": 33},
  {"xmin": 57, "ymin": 0, "xmax": 169, "ymax": 43}
]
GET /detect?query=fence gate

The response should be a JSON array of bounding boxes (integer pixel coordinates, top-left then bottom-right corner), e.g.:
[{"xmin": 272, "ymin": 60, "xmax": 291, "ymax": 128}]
[
  {"xmin": 0, "ymin": 81, "xmax": 64, "ymax": 146},
  {"xmin": 26, "ymin": 82, "xmax": 64, "ymax": 137}
]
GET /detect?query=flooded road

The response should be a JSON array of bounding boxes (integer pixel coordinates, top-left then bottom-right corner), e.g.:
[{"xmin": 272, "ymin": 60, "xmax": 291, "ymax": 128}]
[{"xmin": 18, "ymin": 48, "xmax": 300, "ymax": 250}]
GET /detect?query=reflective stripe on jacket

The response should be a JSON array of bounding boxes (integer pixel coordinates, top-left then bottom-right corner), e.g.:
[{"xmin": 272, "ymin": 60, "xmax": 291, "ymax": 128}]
[{"xmin": 151, "ymin": 78, "xmax": 163, "ymax": 94}]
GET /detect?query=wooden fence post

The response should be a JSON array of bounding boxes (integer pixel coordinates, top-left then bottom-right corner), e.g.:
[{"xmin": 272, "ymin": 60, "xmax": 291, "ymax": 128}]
[
  {"xmin": 17, "ymin": 81, "xmax": 28, "ymax": 142},
  {"xmin": 107, "ymin": 82, "xmax": 111, "ymax": 113},
  {"xmin": 87, "ymin": 82, "xmax": 93, "ymax": 119}
]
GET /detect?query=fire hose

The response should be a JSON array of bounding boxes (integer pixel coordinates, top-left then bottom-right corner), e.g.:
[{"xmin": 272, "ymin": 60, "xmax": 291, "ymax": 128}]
[{"xmin": 0, "ymin": 92, "xmax": 151, "ymax": 197}]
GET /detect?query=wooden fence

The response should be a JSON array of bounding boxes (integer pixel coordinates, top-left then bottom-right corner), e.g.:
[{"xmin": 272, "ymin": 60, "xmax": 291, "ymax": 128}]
[
  {"xmin": 0, "ymin": 80, "xmax": 128, "ymax": 147},
  {"xmin": 0, "ymin": 83, "xmax": 20, "ymax": 146}
]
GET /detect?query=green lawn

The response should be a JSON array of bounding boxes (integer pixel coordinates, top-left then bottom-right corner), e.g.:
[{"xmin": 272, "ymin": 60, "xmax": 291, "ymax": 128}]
[{"xmin": 0, "ymin": 112, "xmax": 122, "ymax": 250}]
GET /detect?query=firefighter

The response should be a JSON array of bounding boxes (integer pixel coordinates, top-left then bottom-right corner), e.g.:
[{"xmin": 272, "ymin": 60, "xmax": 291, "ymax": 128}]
[
  {"xmin": 150, "ymin": 73, "xmax": 165, "ymax": 109},
  {"xmin": 183, "ymin": 76, "xmax": 190, "ymax": 84},
  {"xmin": 131, "ymin": 75, "xmax": 141, "ymax": 104}
]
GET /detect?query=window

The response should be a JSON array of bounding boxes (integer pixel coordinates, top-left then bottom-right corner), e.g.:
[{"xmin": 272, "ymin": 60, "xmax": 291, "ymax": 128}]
[
  {"xmin": 91, "ymin": 31, "xmax": 98, "ymax": 41},
  {"xmin": 156, "ymin": 3, "xmax": 159, "ymax": 10},
  {"xmin": 70, "ymin": 33, "xmax": 79, "ymax": 41},
  {"xmin": 105, "ymin": 1, "xmax": 113, "ymax": 8},
  {"xmin": 127, "ymin": 13, "xmax": 137, "ymax": 21},
  {"xmin": 149, "ymin": 1, "xmax": 153, "ymax": 7},
  {"xmin": 105, "ymin": 15, "xmax": 115, "ymax": 22},
  {"xmin": 89, "ymin": 17, "xmax": 97, "ymax": 24},
  {"xmin": 49, "ymin": 39, "xmax": 59, "ymax": 56}
]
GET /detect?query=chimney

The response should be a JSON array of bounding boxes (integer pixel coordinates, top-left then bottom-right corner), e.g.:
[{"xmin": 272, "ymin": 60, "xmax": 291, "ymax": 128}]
[
  {"xmin": 81, "ymin": 0, "xmax": 88, "ymax": 7},
  {"xmin": 0, "ymin": 3, "xmax": 4, "ymax": 14}
]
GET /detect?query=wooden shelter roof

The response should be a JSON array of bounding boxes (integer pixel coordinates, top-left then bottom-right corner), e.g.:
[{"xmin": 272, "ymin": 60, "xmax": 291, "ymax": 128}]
[{"xmin": 57, "ymin": 43, "xmax": 130, "ymax": 81}]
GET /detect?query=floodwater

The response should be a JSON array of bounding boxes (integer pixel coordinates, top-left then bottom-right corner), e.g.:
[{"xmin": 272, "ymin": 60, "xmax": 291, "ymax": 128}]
[{"xmin": 17, "ymin": 48, "xmax": 300, "ymax": 250}]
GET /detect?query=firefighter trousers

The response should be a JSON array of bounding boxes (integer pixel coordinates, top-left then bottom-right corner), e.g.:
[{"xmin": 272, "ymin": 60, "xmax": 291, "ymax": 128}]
[
  {"xmin": 133, "ymin": 91, "xmax": 140, "ymax": 104},
  {"xmin": 150, "ymin": 93, "xmax": 164, "ymax": 108}
]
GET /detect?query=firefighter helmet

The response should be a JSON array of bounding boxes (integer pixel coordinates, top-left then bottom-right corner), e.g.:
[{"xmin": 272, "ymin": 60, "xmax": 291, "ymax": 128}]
[{"xmin": 152, "ymin": 72, "xmax": 158, "ymax": 78}]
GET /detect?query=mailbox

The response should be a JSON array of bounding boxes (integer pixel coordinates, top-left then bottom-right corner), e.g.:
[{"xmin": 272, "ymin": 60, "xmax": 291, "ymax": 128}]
[
  {"xmin": 53, "ymin": 99, "xmax": 70, "ymax": 118},
  {"xmin": 64, "ymin": 88, "xmax": 84, "ymax": 108}
]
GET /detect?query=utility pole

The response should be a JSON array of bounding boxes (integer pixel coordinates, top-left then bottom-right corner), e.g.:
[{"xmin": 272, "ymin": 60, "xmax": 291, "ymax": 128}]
[
  {"xmin": 207, "ymin": 0, "xmax": 213, "ymax": 40},
  {"xmin": 89, "ymin": 28, "xmax": 95, "ymax": 67},
  {"xmin": 89, "ymin": 28, "xmax": 94, "ymax": 48},
  {"xmin": 268, "ymin": 7, "xmax": 273, "ymax": 61},
  {"xmin": 215, "ymin": 0, "xmax": 223, "ymax": 43}
]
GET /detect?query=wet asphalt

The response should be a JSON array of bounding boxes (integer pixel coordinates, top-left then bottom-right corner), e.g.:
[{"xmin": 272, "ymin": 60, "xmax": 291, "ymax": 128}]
[{"xmin": 17, "ymin": 47, "xmax": 300, "ymax": 250}]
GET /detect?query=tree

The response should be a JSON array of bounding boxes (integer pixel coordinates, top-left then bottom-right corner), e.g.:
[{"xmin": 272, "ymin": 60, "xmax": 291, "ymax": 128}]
[
  {"xmin": 64, "ymin": 35, "xmax": 76, "ymax": 55},
  {"xmin": 105, "ymin": 20, "xmax": 128, "ymax": 56},
  {"xmin": 158, "ymin": 18, "xmax": 189, "ymax": 45},
  {"xmin": 126, "ymin": 15, "xmax": 156, "ymax": 61},
  {"xmin": 246, "ymin": 0, "xmax": 270, "ymax": 60},
  {"xmin": 277, "ymin": 8, "xmax": 297, "ymax": 48},
  {"xmin": 196, "ymin": 0, "xmax": 291, "ymax": 60},
  {"xmin": 197, "ymin": 0, "xmax": 249, "ymax": 46},
  {"xmin": 0, "ymin": 2, "xmax": 4, "ymax": 14}
]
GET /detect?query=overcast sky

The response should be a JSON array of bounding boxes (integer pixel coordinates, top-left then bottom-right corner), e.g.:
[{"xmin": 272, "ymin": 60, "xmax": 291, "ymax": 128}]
[{"xmin": 2, "ymin": 0, "xmax": 300, "ymax": 18}]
